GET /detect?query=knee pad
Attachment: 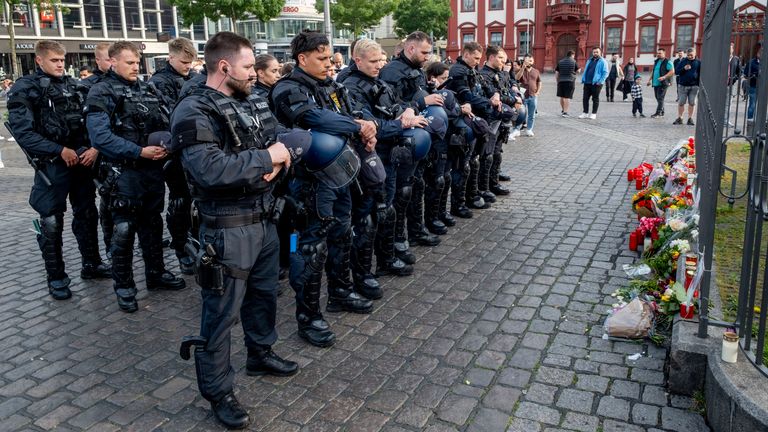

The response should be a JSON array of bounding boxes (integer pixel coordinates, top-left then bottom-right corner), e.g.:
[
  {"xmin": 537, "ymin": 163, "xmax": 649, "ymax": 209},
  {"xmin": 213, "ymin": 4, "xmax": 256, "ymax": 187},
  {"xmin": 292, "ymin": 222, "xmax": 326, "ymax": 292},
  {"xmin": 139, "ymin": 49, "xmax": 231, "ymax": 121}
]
[
  {"xmin": 168, "ymin": 197, "xmax": 190, "ymax": 214},
  {"xmin": 113, "ymin": 221, "xmax": 136, "ymax": 245},
  {"xmin": 469, "ymin": 156, "xmax": 480, "ymax": 171},
  {"xmin": 398, "ymin": 185, "xmax": 413, "ymax": 202},
  {"xmin": 300, "ymin": 239, "xmax": 328, "ymax": 271},
  {"xmin": 39, "ymin": 214, "xmax": 64, "ymax": 235}
]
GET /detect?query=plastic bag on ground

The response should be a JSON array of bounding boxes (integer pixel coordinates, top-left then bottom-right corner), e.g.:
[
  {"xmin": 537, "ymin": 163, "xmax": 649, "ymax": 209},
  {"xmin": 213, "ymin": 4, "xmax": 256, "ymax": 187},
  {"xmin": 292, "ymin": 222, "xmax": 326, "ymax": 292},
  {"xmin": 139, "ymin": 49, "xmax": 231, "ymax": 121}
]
[{"xmin": 605, "ymin": 298, "xmax": 654, "ymax": 339}]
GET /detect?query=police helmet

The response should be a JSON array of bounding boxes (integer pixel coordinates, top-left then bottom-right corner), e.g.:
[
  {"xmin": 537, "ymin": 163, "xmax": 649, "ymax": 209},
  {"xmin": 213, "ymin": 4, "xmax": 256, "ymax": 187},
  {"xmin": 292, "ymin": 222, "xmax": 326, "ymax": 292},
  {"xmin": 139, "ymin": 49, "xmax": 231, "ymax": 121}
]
[
  {"xmin": 304, "ymin": 131, "xmax": 360, "ymax": 189},
  {"xmin": 454, "ymin": 116, "xmax": 475, "ymax": 143},
  {"xmin": 437, "ymin": 90, "xmax": 457, "ymax": 112},
  {"xmin": 402, "ymin": 127, "xmax": 432, "ymax": 160},
  {"xmin": 421, "ymin": 105, "xmax": 449, "ymax": 138}
]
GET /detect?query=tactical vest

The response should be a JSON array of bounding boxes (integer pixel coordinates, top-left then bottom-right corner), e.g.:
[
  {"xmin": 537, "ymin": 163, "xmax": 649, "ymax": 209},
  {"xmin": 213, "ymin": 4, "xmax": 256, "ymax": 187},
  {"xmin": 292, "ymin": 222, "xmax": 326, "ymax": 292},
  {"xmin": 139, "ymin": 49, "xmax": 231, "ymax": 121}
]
[
  {"xmin": 283, "ymin": 72, "xmax": 356, "ymax": 117},
  {"xmin": 187, "ymin": 88, "xmax": 277, "ymax": 200},
  {"xmin": 345, "ymin": 73, "xmax": 403, "ymax": 120},
  {"xmin": 110, "ymin": 80, "xmax": 167, "ymax": 148},
  {"xmin": 36, "ymin": 75, "xmax": 87, "ymax": 147}
]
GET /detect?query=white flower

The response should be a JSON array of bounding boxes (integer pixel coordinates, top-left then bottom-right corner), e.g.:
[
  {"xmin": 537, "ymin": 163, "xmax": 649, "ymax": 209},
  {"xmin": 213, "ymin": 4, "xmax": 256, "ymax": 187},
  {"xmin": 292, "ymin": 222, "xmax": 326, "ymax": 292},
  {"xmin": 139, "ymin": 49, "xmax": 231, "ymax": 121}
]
[
  {"xmin": 692, "ymin": 214, "xmax": 700, "ymax": 225},
  {"xmin": 663, "ymin": 288, "xmax": 674, "ymax": 297},
  {"xmin": 670, "ymin": 239, "xmax": 691, "ymax": 254},
  {"xmin": 691, "ymin": 229, "xmax": 699, "ymax": 240},
  {"xmin": 668, "ymin": 219, "xmax": 688, "ymax": 232}
]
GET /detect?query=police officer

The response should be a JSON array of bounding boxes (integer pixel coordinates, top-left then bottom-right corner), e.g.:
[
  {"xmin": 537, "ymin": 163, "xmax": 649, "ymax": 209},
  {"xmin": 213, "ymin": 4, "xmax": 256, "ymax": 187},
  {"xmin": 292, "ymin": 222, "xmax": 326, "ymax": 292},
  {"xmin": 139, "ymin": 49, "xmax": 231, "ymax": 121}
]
[
  {"xmin": 270, "ymin": 30, "xmax": 375, "ymax": 347},
  {"xmin": 171, "ymin": 32, "xmax": 299, "ymax": 430},
  {"xmin": 380, "ymin": 31, "xmax": 443, "ymax": 265},
  {"xmin": 148, "ymin": 37, "xmax": 197, "ymax": 275},
  {"xmin": 80, "ymin": 41, "xmax": 114, "ymax": 255},
  {"xmin": 86, "ymin": 41, "xmax": 185, "ymax": 313},
  {"xmin": 478, "ymin": 46, "xmax": 521, "ymax": 197},
  {"xmin": 253, "ymin": 54, "xmax": 280, "ymax": 98},
  {"xmin": 339, "ymin": 39, "xmax": 428, "ymax": 294},
  {"xmin": 445, "ymin": 42, "xmax": 503, "ymax": 211},
  {"xmin": 7, "ymin": 40, "xmax": 111, "ymax": 300}
]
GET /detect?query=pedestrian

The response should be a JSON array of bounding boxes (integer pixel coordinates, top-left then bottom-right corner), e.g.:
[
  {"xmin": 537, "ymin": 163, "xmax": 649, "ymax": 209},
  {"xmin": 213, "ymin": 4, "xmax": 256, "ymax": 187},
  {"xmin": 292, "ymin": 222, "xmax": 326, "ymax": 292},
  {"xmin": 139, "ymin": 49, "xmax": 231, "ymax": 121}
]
[
  {"xmin": 78, "ymin": 65, "xmax": 91, "ymax": 80},
  {"xmin": 7, "ymin": 40, "xmax": 111, "ymax": 301},
  {"xmin": 578, "ymin": 47, "xmax": 609, "ymax": 119},
  {"xmin": 648, "ymin": 48, "xmax": 675, "ymax": 118},
  {"xmin": 270, "ymin": 30, "xmax": 376, "ymax": 348},
  {"xmin": 746, "ymin": 42, "xmax": 761, "ymax": 122},
  {"xmin": 514, "ymin": 53, "xmax": 541, "ymax": 135},
  {"xmin": 605, "ymin": 53, "xmax": 623, "ymax": 102},
  {"xmin": 726, "ymin": 42, "xmax": 741, "ymax": 126},
  {"xmin": 170, "ymin": 32, "xmax": 300, "ymax": 430},
  {"xmin": 555, "ymin": 50, "xmax": 578, "ymax": 116},
  {"xmin": 631, "ymin": 75, "xmax": 645, "ymax": 118},
  {"xmin": 148, "ymin": 37, "xmax": 197, "ymax": 275},
  {"xmin": 621, "ymin": 57, "xmax": 637, "ymax": 101},
  {"xmin": 673, "ymin": 48, "xmax": 700, "ymax": 126},
  {"xmin": 86, "ymin": 41, "xmax": 186, "ymax": 313}
]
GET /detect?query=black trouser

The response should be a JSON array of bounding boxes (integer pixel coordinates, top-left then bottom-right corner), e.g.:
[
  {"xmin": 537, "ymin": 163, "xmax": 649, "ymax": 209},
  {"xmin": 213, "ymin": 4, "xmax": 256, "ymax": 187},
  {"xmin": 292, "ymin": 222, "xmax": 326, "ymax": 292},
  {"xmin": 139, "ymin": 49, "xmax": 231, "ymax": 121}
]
[
  {"xmin": 449, "ymin": 140, "xmax": 472, "ymax": 209},
  {"xmin": 632, "ymin": 98, "xmax": 643, "ymax": 115},
  {"xmin": 606, "ymin": 78, "xmax": 616, "ymax": 101},
  {"xmin": 110, "ymin": 163, "xmax": 166, "ymax": 299},
  {"xmin": 163, "ymin": 158, "xmax": 193, "ymax": 259},
  {"xmin": 654, "ymin": 85, "xmax": 668, "ymax": 115},
  {"xmin": 195, "ymin": 217, "xmax": 279, "ymax": 402},
  {"xmin": 582, "ymin": 84, "xmax": 603, "ymax": 114},
  {"xmin": 423, "ymin": 138, "xmax": 448, "ymax": 224},
  {"xmin": 30, "ymin": 160, "xmax": 102, "ymax": 283},
  {"xmin": 406, "ymin": 160, "xmax": 426, "ymax": 237},
  {"xmin": 489, "ymin": 125, "xmax": 509, "ymax": 189},
  {"xmin": 376, "ymin": 156, "xmax": 414, "ymax": 266}
]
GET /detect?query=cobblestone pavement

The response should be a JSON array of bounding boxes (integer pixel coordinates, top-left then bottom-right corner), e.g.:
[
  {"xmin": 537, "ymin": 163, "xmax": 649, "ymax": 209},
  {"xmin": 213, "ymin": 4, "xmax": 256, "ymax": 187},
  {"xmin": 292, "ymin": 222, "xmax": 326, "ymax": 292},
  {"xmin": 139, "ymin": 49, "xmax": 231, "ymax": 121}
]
[{"xmin": 0, "ymin": 76, "xmax": 711, "ymax": 431}]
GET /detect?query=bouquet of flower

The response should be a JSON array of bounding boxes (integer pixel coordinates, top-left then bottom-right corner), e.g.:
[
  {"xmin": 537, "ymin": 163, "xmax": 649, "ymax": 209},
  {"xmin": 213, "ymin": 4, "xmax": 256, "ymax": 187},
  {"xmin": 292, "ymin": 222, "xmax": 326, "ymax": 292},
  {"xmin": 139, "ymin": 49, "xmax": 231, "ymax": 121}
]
[{"xmin": 638, "ymin": 217, "xmax": 664, "ymax": 236}]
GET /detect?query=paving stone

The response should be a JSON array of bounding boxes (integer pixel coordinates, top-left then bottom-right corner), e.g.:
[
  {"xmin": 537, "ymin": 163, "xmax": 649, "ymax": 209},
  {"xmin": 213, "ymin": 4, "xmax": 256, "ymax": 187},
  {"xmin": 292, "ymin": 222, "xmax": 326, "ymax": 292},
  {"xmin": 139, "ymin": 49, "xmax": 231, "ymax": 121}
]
[
  {"xmin": 661, "ymin": 407, "xmax": 710, "ymax": 432},
  {"xmin": 610, "ymin": 380, "xmax": 640, "ymax": 399},
  {"xmin": 514, "ymin": 401, "xmax": 561, "ymax": 425},
  {"xmin": 632, "ymin": 403, "xmax": 660, "ymax": 426},
  {"xmin": 574, "ymin": 374, "xmax": 610, "ymax": 393},
  {"xmin": 498, "ymin": 368, "xmax": 532, "ymax": 388},
  {"xmin": 561, "ymin": 412, "xmax": 599, "ymax": 432},
  {"xmin": 467, "ymin": 408, "xmax": 509, "ymax": 432},
  {"xmin": 395, "ymin": 404, "xmax": 432, "ymax": 428},
  {"xmin": 602, "ymin": 420, "xmax": 645, "ymax": 432},
  {"xmin": 436, "ymin": 394, "xmax": 477, "ymax": 426},
  {"xmin": 535, "ymin": 366, "xmax": 575, "ymax": 386},
  {"xmin": 525, "ymin": 383, "xmax": 558, "ymax": 405},
  {"xmin": 596, "ymin": 396, "xmax": 630, "ymax": 421},
  {"xmin": 556, "ymin": 388, "xmax": 594, "ymax": 414},
  {"xmin": 482, "ymin": 385, "xmax": 521, "ymax": 412},
  {"xmin": 642, "ymin": 385, "xmax": 668, "ymax": 406},
  {"xmin": 33, "ymin": 405, "xmax": 80, "ymax": 430}
]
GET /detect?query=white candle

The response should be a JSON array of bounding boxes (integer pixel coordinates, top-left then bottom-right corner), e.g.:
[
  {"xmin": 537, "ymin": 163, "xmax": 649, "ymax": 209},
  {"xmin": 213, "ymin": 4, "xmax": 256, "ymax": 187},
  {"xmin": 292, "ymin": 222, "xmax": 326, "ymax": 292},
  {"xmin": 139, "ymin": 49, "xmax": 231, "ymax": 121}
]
[{"xmin": 721, "ymin": 331, "xmax": 738, "ymax": 363}]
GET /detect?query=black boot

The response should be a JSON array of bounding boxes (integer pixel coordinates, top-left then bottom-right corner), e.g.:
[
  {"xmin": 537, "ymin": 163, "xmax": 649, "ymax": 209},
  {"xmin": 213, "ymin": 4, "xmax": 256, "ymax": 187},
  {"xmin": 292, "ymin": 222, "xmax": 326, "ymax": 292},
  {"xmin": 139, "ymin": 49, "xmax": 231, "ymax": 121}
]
[
  {"xmin": 375, "ymin": 202, "xmax": 414, "ymax": 276},
  {"xmin": 297, "ymin": 314, "xmax": 335, "ymax": 347},
  {"xmin": 498, "ymin": 173, "xmax": 511, "ymax": 182},
  {"xmin": 478, "ymin": 154, "xmax": 496, "ymax": 203},
  {"xmin": 211, "ymin": 393, "xmax": 250, "ymax": 430},
  {"xmin": 466, "ymin": 155, "xmax": 490, "ymax": 209},
  {"xmin": 177, "ymin": 254, "xmax": 195, "ymax": 275},
  {"xmin": 351, "ymin": 215, "xmax": 382, "ymax": 300},
  {"xmin": 376, "ymin": 257, "xmax": 414, "ymax": 276},
  {"xmin": 450, "ymin": 161, "xmax": 474, "ymax": 218},
  {"xmin": 438, "ymin": 174, "xmax": 456, "ymax": 227},
  {"xmin": 293, "ymin": 242, "xmax": 335, "ymax": 347},
  {"xmin": 37, "ymin": 214, "xmax": 71, "ymax": 300},
  {"xmin": 72, "ymin": 205, "xmax": 112, "ymax": 279},
  {"xmin": 112, "ymin": 221, "xmax": 138, "ymax": 312},
  {"xmin": 393, "ymin": 186, "xmax": 416, "ymax": 265},
  {"xmin": 489, "ymin": 153, "xmax": 510, "ymax": 196},
  {"xmin": 406, "ymin": 174, "xmax": 432, "ymax": 241},
  {"xmin": 147, "ymin": 270, "xmax": 186, "ymax": 291},
  {"xmin": 246, "ymin": 345, "xmax": 298, "ymax": 377},
  {"xmin": 326, "ymin": 286, "xmax": 374, "ymax": 314},
  {"xmin": 394, "ymin": 241, "xmax": 417, "ymax": 265},
  {"xmin": 409, "ymin": 227, "xmax": 441, "ymax": 246},
  {"xmin": 81, "ymin": 262, "xmax": 112, "ymax": 279},
  {"xmin": 98, "ymin": 195, "xmax": 113, "ymax": 258}
]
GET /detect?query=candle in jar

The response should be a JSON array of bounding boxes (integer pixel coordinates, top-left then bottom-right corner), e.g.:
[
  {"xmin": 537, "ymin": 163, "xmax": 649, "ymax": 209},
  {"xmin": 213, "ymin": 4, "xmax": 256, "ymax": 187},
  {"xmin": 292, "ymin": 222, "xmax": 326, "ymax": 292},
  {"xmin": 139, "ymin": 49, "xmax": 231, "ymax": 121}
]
[
  {"xmin": 643, "ymin": 236, "xmax": 652, "ymax": 251},
  {"xmin": 721, "ymin": 331, "xmax": 739, "ymax": 363},
  {"xmin": 629, "ymin": 232, "xmax": 638, "ymax": 251}
]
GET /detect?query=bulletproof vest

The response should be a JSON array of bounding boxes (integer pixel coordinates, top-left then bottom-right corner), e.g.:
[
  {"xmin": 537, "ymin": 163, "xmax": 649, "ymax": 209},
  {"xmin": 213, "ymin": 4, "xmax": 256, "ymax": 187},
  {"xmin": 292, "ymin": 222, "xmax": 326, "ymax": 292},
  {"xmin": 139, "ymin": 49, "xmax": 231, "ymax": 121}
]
[
  {"xmin": 110, "ymin": 80, "xmax": 168, "ymax": 147},
  {"xmin": 36, "ymin": 75, "xmax": 87, "ymax": 147},
  {"xmin": 384, "ymin": 56, "xmax": 426, "ymax": 102},
  {"xmin": 151, "ymin": 68, "xmax": 186, "ymax": 103},
  {"xmin": 283, "ymin": 71, "xmax": 355, "ymax": 116},
  {"xmin": 479, "ymin": 66, "xmax": 502, "ymax": 93},
  {"xmin": 345, "ymin": 73, "xmax": 403, "ymax": 120}
]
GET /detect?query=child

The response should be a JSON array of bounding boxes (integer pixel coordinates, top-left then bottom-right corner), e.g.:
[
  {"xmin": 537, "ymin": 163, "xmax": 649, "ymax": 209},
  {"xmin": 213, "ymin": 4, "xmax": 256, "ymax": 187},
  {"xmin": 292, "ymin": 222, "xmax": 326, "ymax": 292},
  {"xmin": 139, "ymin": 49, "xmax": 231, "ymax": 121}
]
[{"xmin": 631, "ymin": 75, "xmax": 645, "ymax": 117}]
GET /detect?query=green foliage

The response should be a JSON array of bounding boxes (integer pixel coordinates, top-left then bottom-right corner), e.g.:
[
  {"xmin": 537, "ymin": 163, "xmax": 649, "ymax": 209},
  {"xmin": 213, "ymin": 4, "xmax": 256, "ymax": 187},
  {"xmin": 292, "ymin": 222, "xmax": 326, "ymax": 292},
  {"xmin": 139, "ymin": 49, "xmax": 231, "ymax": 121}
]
[
  {"xmin": 169, "ymin": 0, "xmax": 285, "ymax": 29},
  {"xmin": 316, "ymin": 0, "xmax": 397, "ymax": 38},
  {"xmin": 393, "ymin": 0, "xmax": 451, "ymax": 39}
]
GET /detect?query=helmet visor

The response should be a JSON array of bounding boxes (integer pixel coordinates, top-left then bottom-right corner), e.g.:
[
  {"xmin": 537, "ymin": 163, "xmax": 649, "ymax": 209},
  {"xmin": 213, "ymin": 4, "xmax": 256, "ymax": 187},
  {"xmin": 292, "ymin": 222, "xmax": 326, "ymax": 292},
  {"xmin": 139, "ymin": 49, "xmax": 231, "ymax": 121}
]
[{"xmin": 310, "ymin": 144, "xmax": 361, "ymax": 189}]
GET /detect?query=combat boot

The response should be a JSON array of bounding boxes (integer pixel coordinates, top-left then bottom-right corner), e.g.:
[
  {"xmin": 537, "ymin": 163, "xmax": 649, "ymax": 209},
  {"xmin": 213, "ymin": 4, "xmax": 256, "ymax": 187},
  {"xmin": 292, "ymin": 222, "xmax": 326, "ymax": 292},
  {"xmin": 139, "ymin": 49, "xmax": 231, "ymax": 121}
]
[
  {"xmin": 376, "ymin": 257, "xmax": 414, "ymax": 276},
  {"xmin": 81, "ymin": 262, "xmax": 111, "ymax": 279},
  {"xmin": 147, "ymin": 270, "xmax": 186, "ymax": 291},
  {"xmin": 326, "ymin": 286, "xmax": 374, "ymax": 314},
  {"xmin": 246, "ymin": 345, "xmax": 298, "ymax": 377},
  {"xmin": 48, "ymin": 277, "xmax": 72, "ymax": 301},
  {"xmin": 211, "ymin": 393, "xmax": 250, "ymax": 430},
  {"xmin": 408, "ymin": 227, "xmax": 441, "ymax": 246},
  {"xmin": 297, "ymin": 314, "xmax": 336, "ymax": 347}
]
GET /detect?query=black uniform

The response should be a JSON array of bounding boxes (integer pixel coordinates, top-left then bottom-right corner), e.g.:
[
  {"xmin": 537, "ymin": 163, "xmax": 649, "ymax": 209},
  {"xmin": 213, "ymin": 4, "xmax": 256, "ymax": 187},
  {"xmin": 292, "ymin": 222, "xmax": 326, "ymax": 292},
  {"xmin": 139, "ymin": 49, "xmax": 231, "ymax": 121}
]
[
  {"xmin": 380, "ymin": 53, "xmax": 440, "ymax": 260},
  {"xmin": 179, "ymin": 67, "xmax": 207, "ymax": 100},
  {"xmin": 270, "ymin": 67, "xmax": 373, "ymax": 348},
  {"xmin": 445, "ymin": 58, "xmax": 495, "ymax": 210},
  {"xmin": 7, "ymin": 69, "xmax": 110, "ymax": 299},
  {"xmin": 339, "ymin": 68, "xmax": 415, "ymax": 288},
  {"xmin": 148, "ymin": 64, "xmax": 195, "ymax": 274},
  {"xmin": 171, "ymin": 84, "xmax": 297, "ymax": 407},
  {"xmin": 80, "ymin": 68, "xmax": 114, "ymax": 254},
  {"xmin": 478, "ymin": 64, "xmax": 517, "ymax": 196},
  {"xmin": 86, "ymin": 70, "xmax": 185, "ymax": 312}
]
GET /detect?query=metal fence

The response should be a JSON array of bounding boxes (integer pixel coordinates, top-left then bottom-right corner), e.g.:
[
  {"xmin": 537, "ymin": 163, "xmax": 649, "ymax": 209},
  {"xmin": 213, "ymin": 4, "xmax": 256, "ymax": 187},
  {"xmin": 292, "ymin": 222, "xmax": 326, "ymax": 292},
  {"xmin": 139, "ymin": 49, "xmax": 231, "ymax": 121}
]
[{"xmin": 695, "ymin": 0, "xmax": 768, "ymax": 377}]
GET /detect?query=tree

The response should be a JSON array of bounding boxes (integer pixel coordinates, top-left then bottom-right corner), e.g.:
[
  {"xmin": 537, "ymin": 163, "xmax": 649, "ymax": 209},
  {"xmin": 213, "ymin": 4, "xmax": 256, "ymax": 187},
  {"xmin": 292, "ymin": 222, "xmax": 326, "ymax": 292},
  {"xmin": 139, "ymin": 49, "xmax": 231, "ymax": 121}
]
[
  {"xmin": 169, "ymin": 0, "xmax": 285, "ymax": 34},
  {"xmin": 315, "ymin": 0, "xmax": 397, "ymax": 39},
  {"xmin": 1, "ymin": 1, "xmax": 64, "ymax": 78},
  {"xmin": 393, "ymin": 0, "xmax": 450, "ymax": 40}
]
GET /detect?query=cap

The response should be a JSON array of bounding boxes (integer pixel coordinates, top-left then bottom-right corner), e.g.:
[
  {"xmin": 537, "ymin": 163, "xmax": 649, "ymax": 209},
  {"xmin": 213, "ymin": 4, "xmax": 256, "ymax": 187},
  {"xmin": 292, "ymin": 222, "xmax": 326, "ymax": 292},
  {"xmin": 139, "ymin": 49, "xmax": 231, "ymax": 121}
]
[
  {"xmin": 147, "ymin": 131, "xmax": 172, "ymax": 148},
  {"xmin": 277, "ymin": 128, "xmax": 312, "ymax": 162}
]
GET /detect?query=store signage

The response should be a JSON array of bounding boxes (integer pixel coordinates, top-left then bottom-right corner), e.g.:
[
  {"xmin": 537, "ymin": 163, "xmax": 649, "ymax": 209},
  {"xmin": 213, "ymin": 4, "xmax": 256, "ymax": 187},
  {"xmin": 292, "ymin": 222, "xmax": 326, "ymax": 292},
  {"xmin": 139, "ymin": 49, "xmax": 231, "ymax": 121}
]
[
  {"xmin": 283, "ymin": 6, "xmax": 299, "ymax": 12},
  {"xmin": 15, "ymin": 43, "xmax": 35, "ymax": 50},
  {"xmin": 80, "ymin": 43, "xmax": 99, "ymax": 50}
]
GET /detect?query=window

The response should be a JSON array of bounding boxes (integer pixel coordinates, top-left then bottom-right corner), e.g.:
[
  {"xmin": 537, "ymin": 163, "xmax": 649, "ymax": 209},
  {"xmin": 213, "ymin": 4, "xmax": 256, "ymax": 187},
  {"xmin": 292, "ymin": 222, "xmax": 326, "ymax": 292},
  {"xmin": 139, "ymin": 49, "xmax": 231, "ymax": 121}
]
[
  {"xmin": 519, "ymin": 30, "xmax": 531, "ymax": 56},
  {"xmin": 83, "ymin": 0, "xmax": 102, "ymax": 31},
  {"xmin": 519, "ymin": 0, "xmax": 533, "ymax": 8},
  {"xmin": 462, "ymin": 33, "xmax": 475, "ymax": 44},
  {"xmin": 489, "ymin": 0, "xmax": 503, "ymax": 10},
  {"xmin": 461, "ymin": 0, "xmax": 475, "ymax": 12},
  {"xmin": 606, "ymin": 0, "xmax": 623, "ymax": 3},
  {"xmin": 676, "ymin": 23, "xmax": 694, "ymax": 52},
  {"xmin": 605, "ymin": 26, "xmax": 622, "ymax": 54},
  {"xmin": 490, "ymin": 31, "xmax": 503, "ymax": 47},
  {"xmin": 640, "ymin": 25, "xmax": 657, "ymax": 53}
]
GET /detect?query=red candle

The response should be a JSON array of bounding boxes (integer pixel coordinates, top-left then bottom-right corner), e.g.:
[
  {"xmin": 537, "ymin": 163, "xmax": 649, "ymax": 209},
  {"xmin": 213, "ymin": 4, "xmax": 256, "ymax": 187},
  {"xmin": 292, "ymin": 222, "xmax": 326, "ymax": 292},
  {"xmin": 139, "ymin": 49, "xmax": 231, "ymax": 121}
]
[
  {"xmin": 680, "ymin": 303, "xmax": 695, "ymax": 319},
  {"xmin": 636, "ymin": 178, "xmax": 643, "ymax": 190},
  {"xmin": 627, "ymin": 169, "xmax": 634, "ymax": 181},
  {"xmin": 651, "ymin": 229, "xmax": 659, "ymax": 240},
  {"xmin": 629, "ymin": 232, "xmax": 638, "ymax": 251}
]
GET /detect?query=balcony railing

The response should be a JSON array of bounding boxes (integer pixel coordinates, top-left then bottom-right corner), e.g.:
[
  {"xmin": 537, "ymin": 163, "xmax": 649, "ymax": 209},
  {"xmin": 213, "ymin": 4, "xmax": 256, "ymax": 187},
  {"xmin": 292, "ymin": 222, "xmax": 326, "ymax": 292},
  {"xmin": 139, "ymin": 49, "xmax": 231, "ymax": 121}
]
[{"xmin": 547, "ymin": 0, "xmax": 589, "ymax": 21}]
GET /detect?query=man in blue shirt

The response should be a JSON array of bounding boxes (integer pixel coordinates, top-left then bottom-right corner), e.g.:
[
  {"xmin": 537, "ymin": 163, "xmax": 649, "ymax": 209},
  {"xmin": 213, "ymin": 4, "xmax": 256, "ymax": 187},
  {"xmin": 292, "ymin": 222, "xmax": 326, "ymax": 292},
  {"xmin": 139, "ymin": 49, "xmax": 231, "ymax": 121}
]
[
  {"xmin": 648, "ymin": 48, "xmax": 675, "ymax": 118},
  {"xmin": 746, "ymin": 43, "xmax": 761, "ymax": 121},
  {"xmin": 673, "ymin": 48, "xmax": 701, "ymax": 126},
  {"xmin": 578, "ymin": 47, "xmax": 609, "ymax": 119}
]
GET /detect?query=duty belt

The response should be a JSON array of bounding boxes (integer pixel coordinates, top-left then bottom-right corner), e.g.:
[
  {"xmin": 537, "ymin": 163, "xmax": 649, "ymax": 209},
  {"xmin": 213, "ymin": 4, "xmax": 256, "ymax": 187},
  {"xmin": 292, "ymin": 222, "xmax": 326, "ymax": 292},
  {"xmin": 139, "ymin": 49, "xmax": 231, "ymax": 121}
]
[{"xmin": 199, "ymin": 211, "xmax": 265, "ymax": 229}]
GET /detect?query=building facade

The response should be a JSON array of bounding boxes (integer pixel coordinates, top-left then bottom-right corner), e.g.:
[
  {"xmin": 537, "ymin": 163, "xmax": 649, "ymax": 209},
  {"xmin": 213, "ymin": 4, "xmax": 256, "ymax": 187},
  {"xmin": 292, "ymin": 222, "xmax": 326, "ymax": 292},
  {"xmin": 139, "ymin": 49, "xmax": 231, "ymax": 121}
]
[
  {"xmin": 447, "ymin": 0, "xmax": 765, "ymax": 71},
  {"xmin": 0, "ymin": 0, "xmax": 354, "ymax": 77}
]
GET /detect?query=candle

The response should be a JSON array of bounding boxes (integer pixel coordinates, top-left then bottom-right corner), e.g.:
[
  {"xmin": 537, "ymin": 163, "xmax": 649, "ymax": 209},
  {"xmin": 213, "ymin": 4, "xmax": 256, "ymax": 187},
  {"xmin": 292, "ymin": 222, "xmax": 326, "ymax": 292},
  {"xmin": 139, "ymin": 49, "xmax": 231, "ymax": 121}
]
[
  {"xmin": 685, "ymin": 269, "xmax": 694, "ymax": 289},
  {"xmin": 721, "ymin": 331, "xmax": 738, "ymax": 363},
  {"xmin": 643, "ymin": 236, "xmax": 652, "ymax": 251},
  {"xmin": 629, "ymin": 232, "xmax": 638, "ymax": 251},
  {"xmin": 680, "ymin": 303, "xmax": 695, "ymax": 319},
  {"xmin": 651, "ymin": 229, "xmax": 659, "ymax": 241},
  {"xmin": 636, "ymin": 178, "xmax": 643, "ymax": 190}
]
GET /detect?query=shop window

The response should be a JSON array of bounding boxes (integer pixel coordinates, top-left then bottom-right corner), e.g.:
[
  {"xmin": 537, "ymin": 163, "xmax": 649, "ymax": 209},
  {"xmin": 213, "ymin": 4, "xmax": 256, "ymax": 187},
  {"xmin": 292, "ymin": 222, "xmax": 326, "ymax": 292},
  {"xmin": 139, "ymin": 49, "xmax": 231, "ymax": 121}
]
[{"xmin": 640, "ymin": 25, "xmax": 657, "ymax": 53}]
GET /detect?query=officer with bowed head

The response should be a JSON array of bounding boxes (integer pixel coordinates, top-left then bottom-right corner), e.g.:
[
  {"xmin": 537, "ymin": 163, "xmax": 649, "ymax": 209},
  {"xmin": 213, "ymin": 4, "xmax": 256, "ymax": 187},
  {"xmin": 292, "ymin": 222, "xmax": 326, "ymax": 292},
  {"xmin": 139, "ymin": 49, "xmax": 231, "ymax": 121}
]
[
  {"xmin": 270, "ymin": 29, "xmax": 377, "ymax": 348},
  {"xmin": 86, "ymin": 41, "xmax": 186, "ymax": 313},
  {"xmin": 147, "ymin": 37, "xmax": 198, "ymax": 276},
  {"xmin": 379, "ymin": 31, "xmax": 444, "ymax": 265},
  {"xmin": 7, "ymin": 40, "xmax": 111, "ymax": 301},
  {"xmin": 170, "ymin": 31, "xmax": 301, "ymax": 430},
  {"xmin": 339, "ymin": 38, "xmax": 430, "ymax": 297}
]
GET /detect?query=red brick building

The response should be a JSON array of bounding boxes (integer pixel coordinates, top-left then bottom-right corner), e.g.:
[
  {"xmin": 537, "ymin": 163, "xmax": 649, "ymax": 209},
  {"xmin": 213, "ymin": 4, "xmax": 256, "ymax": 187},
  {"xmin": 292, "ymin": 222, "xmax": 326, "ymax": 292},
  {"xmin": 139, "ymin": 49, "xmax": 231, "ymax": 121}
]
[{"xmin": 446, "ymin": 0, "xmax": 765, "ymax": 71}]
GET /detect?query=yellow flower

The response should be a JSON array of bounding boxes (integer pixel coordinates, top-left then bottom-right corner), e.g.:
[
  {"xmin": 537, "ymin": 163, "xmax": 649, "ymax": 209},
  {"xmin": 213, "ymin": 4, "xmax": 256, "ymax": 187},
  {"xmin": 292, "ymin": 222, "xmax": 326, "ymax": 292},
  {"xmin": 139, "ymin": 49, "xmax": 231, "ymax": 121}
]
[
  {"xmin": 661, "ymin": 295, "xmax": 671, "ymax": 302},
  {"xmin": 672, "ymin": 252, "xmax": 680, "ymax": 260},
  {"xmin": 756, "ymin": 306, "xmax": 762, "ymax": 314},
  {"xmin": 669, "ymin": 205, "xmax": 678, "ymax": 210}
]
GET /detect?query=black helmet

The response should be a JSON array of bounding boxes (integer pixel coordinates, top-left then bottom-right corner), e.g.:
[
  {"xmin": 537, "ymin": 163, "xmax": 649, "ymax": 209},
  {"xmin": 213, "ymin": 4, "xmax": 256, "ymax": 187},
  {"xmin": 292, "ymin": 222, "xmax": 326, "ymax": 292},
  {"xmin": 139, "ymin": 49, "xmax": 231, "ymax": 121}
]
[
  {"xmin": 304, "ymin": 131, "xmax": 360, "ymax": 189},
  {"xmin": 401, "ymin": 127, "xmax": 432, "ymax": 160},
  {"xmin": 454, "ymin": 116, "xmax": 475, "ymax": 143}
]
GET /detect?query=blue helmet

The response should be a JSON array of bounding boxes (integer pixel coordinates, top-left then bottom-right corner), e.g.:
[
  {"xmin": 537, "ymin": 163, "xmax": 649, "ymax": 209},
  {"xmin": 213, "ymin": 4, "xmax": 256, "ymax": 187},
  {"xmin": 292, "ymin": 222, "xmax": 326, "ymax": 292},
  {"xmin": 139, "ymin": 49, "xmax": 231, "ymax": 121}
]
[
  {"xmin": 437, "ymin": 89, "xmax": 457, "ymax": 112},
  {"xmin": 454, "ymin": 116, "xmax": 475, "ymax": 143},
  {"xmin": 304, "ymin": 131, "xmax": 360, "ymax": 189},
  {"xmin": 401, "ymin": 127, "xmax": 432, "ymax": 160},
  {"xmin": 421, "ymin": 105, "xmax": 449, "ymax": 139}
]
